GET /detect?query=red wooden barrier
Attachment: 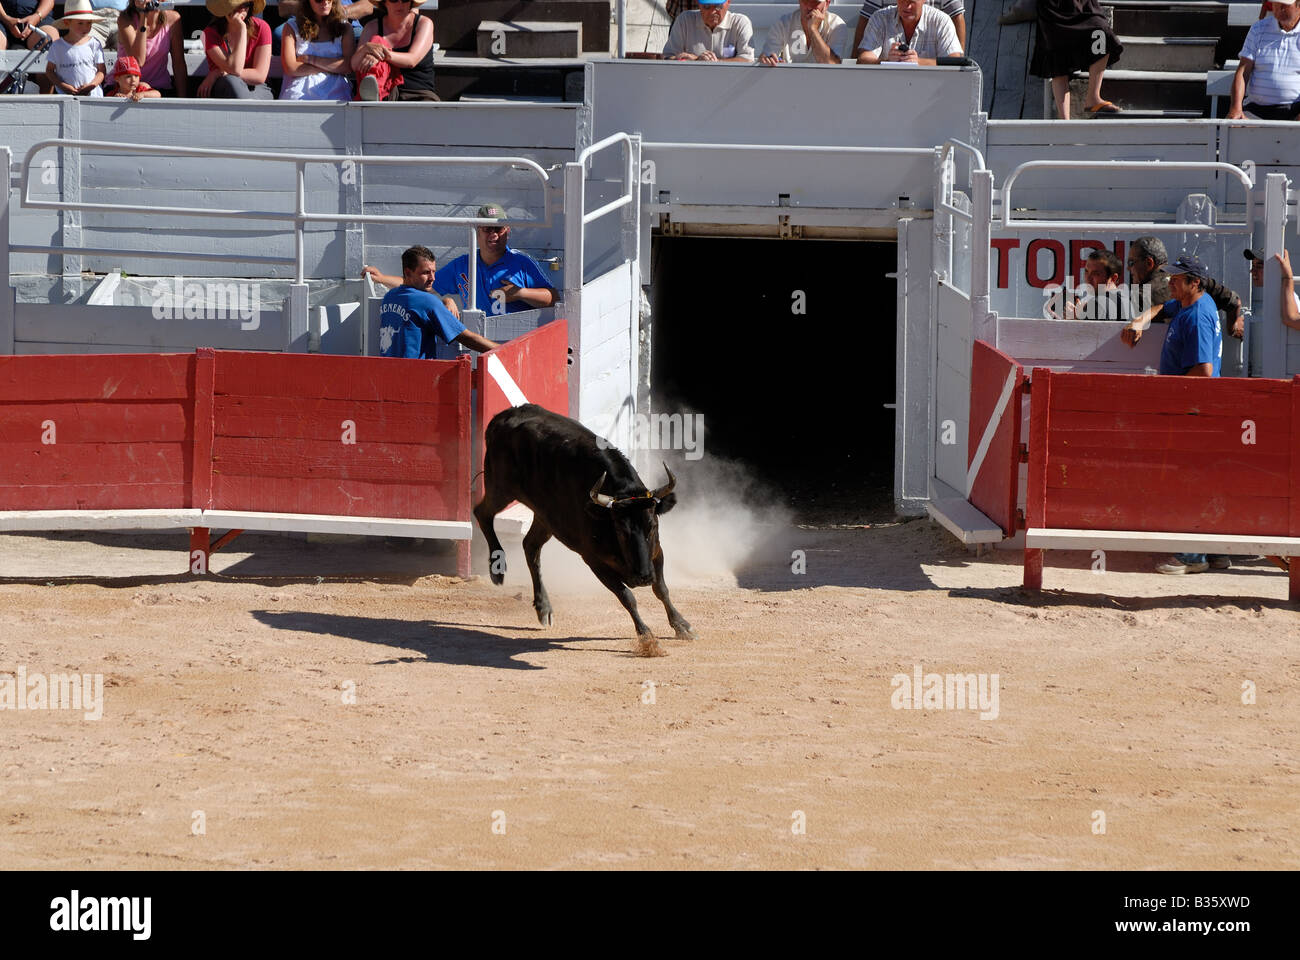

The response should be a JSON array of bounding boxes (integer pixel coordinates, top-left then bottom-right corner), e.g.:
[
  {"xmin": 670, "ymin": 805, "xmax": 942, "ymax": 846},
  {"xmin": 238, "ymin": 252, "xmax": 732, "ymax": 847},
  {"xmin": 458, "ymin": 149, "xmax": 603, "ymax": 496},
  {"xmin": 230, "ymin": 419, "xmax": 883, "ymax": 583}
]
[
  {"xmin": 0, "ymin": 354, "xmax": 195, "ymax": 510},
  {"xmin": 968, "ymin": 341, "xmax": 1024, "ymax": 538},
  {"xmin": 1023, "ymin": 369, "xmax": 1300, "ymax": 600}
]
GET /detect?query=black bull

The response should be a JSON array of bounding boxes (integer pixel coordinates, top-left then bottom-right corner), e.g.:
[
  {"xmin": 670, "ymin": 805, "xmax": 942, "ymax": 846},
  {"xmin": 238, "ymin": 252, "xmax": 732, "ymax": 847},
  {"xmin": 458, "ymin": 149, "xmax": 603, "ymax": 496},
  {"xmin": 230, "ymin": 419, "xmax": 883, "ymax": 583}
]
[{"xmin": 474, "ymin": 405, "xmax": 695, "ymax": 654}]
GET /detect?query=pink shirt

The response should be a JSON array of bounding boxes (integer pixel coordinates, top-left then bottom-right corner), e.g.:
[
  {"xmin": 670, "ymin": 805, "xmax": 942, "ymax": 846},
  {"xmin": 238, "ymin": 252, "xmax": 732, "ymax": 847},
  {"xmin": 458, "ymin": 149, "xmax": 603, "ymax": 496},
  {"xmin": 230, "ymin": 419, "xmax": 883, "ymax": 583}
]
[
  {"xmin": 203, "ymin": 17, "xmax": 271, "ymax": 73},
  {"xmin": 140, "ymin": 20, "xmax": 173, "ymax": 90}
]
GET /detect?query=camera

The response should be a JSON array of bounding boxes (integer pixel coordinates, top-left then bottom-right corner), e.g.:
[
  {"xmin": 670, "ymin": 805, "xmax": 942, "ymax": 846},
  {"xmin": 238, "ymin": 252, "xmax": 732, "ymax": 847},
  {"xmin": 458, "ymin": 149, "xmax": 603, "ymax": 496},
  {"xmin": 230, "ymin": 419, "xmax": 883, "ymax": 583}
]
[
  {"xmin": 142, "ymin": 1, "xmax": 175, "ymax": 10},
  {"xmin": 897, "ymin": 41, "xmax": 910, "ymax": 53}
]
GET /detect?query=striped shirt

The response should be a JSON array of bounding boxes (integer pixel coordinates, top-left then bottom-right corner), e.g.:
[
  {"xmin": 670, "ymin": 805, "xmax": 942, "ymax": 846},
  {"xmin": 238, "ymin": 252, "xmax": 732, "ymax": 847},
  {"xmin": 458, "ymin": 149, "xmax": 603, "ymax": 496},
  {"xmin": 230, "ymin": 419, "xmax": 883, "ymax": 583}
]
[
  {"xmin": 856, "ymin": 0, "xmax": 964, "ymax": 26},
  {"xmin": 1240, "ymin": 15, "xmax": 1300, "ymax": 107},
  {"xmin": 663, "ymin": 10, "xmax": 756, "ymax": 60},
  {"xmin": 858, "ymin": 4, "xmax": 961, "ymax": 58}
]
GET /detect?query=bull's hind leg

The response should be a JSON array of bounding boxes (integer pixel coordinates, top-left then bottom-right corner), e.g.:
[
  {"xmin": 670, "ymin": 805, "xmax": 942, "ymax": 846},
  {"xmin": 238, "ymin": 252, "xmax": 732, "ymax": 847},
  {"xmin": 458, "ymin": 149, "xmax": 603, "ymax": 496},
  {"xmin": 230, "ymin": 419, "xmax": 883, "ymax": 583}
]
[
  {"xmin": 473, "ymin": 480, "xmax": 513, "ymax": 586},
  {"xmin": 652, "ymin": 552, "xmax": 695, "ymax": 640},
  {"xmin": 522, "ymin": 518, "xmax": 554, "ymax": 627},
  {"xmin": 586, "ymin": 561, "xmax": 666, "ymax": 658}
]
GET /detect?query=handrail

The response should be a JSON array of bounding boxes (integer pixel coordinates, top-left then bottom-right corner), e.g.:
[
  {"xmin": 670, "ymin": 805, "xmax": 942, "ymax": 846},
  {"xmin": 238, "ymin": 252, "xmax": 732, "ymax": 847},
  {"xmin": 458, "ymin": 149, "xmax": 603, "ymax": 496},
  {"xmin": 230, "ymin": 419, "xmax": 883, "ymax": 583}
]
[
  {"xmin": 1000, "ymin": 159, "xmax": 1256, "ymax": 233},
  {"xmin": 575, "ymin": 132, "xmax": 636, "ymax": 228},
  {"xmin": 642, "ymin": 141, "xmax": 934, "ymax": 156},
  {"xmin": 19, "ymin": 139, "xmax": 553, "ymax": 284},
  {"xmin": 937, "ymin": 139, "xmax": 987, "ymax": 224},
  {"xmin": 939, "ymin": 139, "xmax": 987, "ymax": 175}
]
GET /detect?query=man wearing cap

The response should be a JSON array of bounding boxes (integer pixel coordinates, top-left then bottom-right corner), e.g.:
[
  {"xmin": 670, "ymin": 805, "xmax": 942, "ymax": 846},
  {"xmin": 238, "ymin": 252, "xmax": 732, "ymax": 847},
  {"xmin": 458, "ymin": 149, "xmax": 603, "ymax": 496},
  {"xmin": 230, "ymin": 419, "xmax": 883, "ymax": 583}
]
[
  {"xmin": 1121, "ymin": 254, "xmax": 1227, "ymax": 575},
  {"xmin": 663, "ymin": 0, "xmax": 755, "ymax": 62},
  {"xmin": 363, "ymin": 203, "xmax": 557, "ymax": 318},
  {"xmin": 856, "ymin": 0, "xmax": 962, "ymax": 65},
  {"xmin": 1227, "ymin": 0, "xmax": 1300, "ymax": 120},
  {"xmin": 378, "ymin": 246, "xmax": 500, "ymax": 359},
  {"xmin": 1127, "ymin": 236, "xmax": 1247, "ymax": 339},
  {"xmin": 759, "ymin": 0, "xmax": 846, "ymax": 65},
  {"xmin": 1244, "ymin": 247, "xmax": 1300, "ymax": 329}
]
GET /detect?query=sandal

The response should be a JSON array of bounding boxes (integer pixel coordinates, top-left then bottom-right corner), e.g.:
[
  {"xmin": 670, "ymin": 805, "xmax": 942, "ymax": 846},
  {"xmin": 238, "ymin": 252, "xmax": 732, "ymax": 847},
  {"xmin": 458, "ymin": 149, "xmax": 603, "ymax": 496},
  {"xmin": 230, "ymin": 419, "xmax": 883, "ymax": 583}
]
[{"xmin": 1086, "ymin": 100, "xmax": 1122, "ymax": 115}]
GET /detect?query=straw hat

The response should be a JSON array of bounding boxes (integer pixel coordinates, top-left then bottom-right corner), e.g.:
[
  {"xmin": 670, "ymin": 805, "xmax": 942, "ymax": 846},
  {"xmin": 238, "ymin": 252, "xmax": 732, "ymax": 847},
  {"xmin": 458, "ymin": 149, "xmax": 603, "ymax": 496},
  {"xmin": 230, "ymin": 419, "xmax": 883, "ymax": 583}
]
[
  {"xmin": 205, "ymin": 0, "xmax": 268, "ymax": 18},
  {"xmin": 57, "ymin": 0, "xmax": 110, "ymax": 27}
]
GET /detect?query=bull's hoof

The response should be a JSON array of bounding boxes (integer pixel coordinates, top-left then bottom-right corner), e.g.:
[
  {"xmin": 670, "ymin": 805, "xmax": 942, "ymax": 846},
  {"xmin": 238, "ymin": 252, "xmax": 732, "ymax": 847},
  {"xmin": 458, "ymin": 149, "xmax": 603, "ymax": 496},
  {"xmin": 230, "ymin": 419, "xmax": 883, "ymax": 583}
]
[
  {"xmin": 490, "ymin": 569, "xmax": 505, "ymax": 586},
  {"xmin": 535, "ymin": 607, "xmax": 553, "ymax": 627},
  {"xmin": 635, "ymin": 635, "xmax": 668, "ymax": 657},
  {"xmin": 674, "ymin": 626, "xmax": 696, "ymax": 641}
]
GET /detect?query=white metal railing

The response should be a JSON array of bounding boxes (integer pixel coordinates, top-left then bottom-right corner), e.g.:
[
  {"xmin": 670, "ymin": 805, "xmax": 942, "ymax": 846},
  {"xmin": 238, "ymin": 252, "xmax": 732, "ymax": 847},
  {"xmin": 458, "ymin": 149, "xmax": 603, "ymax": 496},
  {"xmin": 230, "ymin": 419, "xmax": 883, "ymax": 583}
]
[
  {"xmin": 999, "ymin": 160, "xmax": 1257, "ymax": 233},
  {"xmin": 17, "ymin": 139, "xmax": 552, "ymax": 285},
  {"xmin": 564, "ymin": 132, "xmax": 639, "ymax": 293},
  {"xmin": 937, "ymin": 139, "xmax": 987, "ymax": 224}
]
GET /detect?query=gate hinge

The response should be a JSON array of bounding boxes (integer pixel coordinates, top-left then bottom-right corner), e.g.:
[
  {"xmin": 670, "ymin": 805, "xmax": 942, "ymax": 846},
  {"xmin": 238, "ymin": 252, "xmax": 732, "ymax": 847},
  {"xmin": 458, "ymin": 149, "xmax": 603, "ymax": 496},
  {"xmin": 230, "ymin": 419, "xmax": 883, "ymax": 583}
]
[{"xmin": 1019, "ymin": 444, "xmax": 1029, "ymax": 463}]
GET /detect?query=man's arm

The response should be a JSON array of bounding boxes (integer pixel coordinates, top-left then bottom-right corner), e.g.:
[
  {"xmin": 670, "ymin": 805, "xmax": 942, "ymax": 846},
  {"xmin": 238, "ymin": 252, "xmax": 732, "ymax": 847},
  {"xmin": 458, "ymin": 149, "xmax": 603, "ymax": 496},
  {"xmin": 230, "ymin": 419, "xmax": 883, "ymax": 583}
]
[
  {"xmin": 361, "ymin": 266, "xmax": 402, "ymax": 288},
  {"xmin": 811, "ymin": 14, "xmax": 843, "ymax": 64},
  {"xmin": 1121, "ymin": 301, "xmax": 1169, "ymax": 345},
  {"xmin": 953, "ymin": 12, "xmax": 966, "ymax": 52},
  {"xmin": 1184, "ymin": 362, "xmax": 1215, "ymax": 377},
  {"xmin": 1203, "ymin": 275, "xmax": 1245, "ymax": 339},
  {"xmin": 499, "ymin": 281, "xmax": 556, "ymax": 309},
  {"xmin": 454, "ymin": 330, "xmax": 501, "ymax": 352},
  {"xmin": 1227, "ymin": 57, "xmax": 1253, "ymax": 119},
  {"xmin": 1278, "ymin": 251, "xmax": 1300, "ymax": 331}
]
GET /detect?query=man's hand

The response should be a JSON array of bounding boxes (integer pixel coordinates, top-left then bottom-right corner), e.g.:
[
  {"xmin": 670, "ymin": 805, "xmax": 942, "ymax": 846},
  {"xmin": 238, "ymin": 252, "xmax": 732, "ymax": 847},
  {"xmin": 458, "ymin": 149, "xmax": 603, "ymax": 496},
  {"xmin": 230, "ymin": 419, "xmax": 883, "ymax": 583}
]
[
  {"xmin": 759, "ymin": 53, "xmax": 783, "ymax": 66},
  {"xmin": 442, "ymin": 296, "xmax": 460, "ymax": 320},
  {"xmin": 672, "ymin": 52, "xmax": 699, "ymax": 60},
  {"xmin": 1231, "ymin": 310, "xmax": 1245, "ymax": 339},
  {"xmin": 886, "ymin": 42, "xmax": 919, "ymax": 63},
  {"xmin": 698, "ymin": 50, "xmax": 718, "ymax": 61},
  {"xmin": 1226, "ymin": 106, "xmax": 1245, "ymax": 120},
  {"xmin": 1277, "ymin": 249, "xmax": 1293, "ymax": 280},
  {"xmin": 498, "ymin": 281, "xmax": 522, "ymax": 303},
  {"xmin": 1120, "ymin": 324, "xmax": 1143, "ymax": 347},
  {"xmin": 800, "ymin": 5, "xmax": 826, "ymax": 34}
]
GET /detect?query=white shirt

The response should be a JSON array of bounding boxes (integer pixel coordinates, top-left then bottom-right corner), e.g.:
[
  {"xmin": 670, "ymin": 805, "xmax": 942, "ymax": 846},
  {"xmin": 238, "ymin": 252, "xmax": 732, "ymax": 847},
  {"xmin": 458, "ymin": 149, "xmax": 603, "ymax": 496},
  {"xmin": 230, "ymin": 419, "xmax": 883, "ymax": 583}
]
[
  {"xmin": 48, "ymin": 37, "xmax": 106, "ymax": 96},
  {"xmin": 858, "ymin": 5, "xmax": 962, "ymax": 59},
  {"xmin": 857, "ymin": 0, "xmax": 964, "ymax": 25},
  {"xmin": 761, "ymin": 9, "xmax": 848, "ymax": 62},
  {"xmin": 663, "ymin": 10, "xmax": 756, "ymax": 60},
  {"xmin": 1240, "ymin": 15, "xmax": 1300, "ymax": 106}
]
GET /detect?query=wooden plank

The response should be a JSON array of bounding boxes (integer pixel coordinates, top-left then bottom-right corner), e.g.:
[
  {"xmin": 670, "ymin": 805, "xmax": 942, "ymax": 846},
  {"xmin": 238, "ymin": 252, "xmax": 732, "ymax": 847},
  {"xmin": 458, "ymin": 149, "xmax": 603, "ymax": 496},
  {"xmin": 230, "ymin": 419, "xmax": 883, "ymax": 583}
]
[
  {"xmin": 199, "ymin": 509, "xmax": 472, "ymax": 539},
  {"xmin": 213, "ymin": 352, "xmax": 466, "ymax": 404},
  {"xmin": 0, "ymin": 441, "xmax": 189, "ymax": 485},
  {"xmin": 210, "ymin": 475, "xmax": 461, "ymax": 520},
  {"xmin": 1044, "ymin": 453, "xmax": 1289, "ymax": 497},
  {"xmin": 0, "ymin": 402, "xmax": 189, "ymax": 444},
  {"xmin": 192, "ymin": 349, "xmax": 215, "ymax": 512},
  {"xmin": 361, "ymin": 104, "xmax": 579, "ymax": 151},
  {"xmin": 1048, "ymin": 423, "xmax": 1291, "ymax": 455},
  {"xmin": 0, "ymin": 482, "xmax": 188, "ymax": 512},
  {"xmin": 1026, "ymin": 527, "xmax": 1300, "ymax": 555},
  {"xmin": 925, "ymin": 497, "xmax": 1004, "ymax": 544},
  {"xmin": 215, "ymin": 396, "xmax": 446, "ymax": 444},
  {"xmin": 1044, "ymin": 488, "xmax": 1289, "ymax": 535},
  {"xmin": 1023, "ymin": 366, "xmax": 1051, "ymax": 588},
  {"xmin": 1049, "ymin": 374, "xmax": 1291, "ymax": 416},
  {"xmin": 0, "ymin": 354, "xmax": 191, "ymax": 402},
  {"xmin": 0, "ymin": 508, "xmax": 200, "ymax": 530},
  {"xmin": 15, "ymin": 303, "xmax": 282, "ymax": 351},
  {"xmin": 211, "ymin": 436, "xmax": 450, "ymax": 483}
]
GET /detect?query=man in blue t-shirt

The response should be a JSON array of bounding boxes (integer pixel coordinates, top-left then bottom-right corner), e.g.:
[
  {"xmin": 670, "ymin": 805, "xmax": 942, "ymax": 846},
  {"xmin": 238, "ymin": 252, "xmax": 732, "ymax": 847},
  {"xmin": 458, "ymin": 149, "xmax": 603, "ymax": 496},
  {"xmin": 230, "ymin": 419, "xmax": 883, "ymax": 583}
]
[
  {"xmin": 377, "ymin": 246, "xmax": 500, "ymax": 359},
  {"xmin": 1122, "ymin": 254, "xmax": 1225, "ymax": 575},
  {"xmin": 435, "ymin": 202, "xmax": 558, "ymax": 318}
]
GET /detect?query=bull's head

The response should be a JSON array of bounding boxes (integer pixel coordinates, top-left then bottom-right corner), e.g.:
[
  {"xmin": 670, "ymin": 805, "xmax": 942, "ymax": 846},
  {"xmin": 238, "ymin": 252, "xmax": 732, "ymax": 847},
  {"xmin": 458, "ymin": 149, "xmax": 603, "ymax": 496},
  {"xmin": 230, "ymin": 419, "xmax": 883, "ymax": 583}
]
[{"xmin": 587, "ymin": 465, "xmax": 677, "ymax": 586}]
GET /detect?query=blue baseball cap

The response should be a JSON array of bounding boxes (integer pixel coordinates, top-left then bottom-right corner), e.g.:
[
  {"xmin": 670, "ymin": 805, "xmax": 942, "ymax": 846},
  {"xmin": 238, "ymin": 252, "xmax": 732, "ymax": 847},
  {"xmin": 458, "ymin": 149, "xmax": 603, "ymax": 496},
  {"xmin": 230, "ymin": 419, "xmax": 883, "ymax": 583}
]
[
  {"xmin": 698, "ymin": 0, "xmax": 728, "ymax": 5},
  {"xmin": 1165, "ymin": 254, "xmax": 1208, "ymax": 279}
]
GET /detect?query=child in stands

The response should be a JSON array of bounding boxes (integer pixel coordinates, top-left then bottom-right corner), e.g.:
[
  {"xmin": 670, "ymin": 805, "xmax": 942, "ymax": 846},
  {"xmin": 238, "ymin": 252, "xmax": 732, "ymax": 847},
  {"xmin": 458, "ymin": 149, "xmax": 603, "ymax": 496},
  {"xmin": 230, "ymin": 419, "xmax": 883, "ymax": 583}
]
[
  {"xmin": 109, "ymin": 54, "xmax": 160, "ymax": 99},
  {"xmin": 45, "ymin": 0, "xmax": 107, "ymax": 97}
]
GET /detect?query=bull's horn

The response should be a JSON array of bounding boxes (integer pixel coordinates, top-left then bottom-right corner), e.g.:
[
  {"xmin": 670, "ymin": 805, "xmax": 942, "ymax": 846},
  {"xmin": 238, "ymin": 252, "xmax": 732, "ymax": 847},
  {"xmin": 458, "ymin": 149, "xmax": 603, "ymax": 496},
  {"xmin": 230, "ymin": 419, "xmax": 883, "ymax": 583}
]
[
  {"xmin": 589, "ymin": 472, "xmax": 615, "ymax": 508},
  {"xmin": 650, "ymin": 463, "xmax": 676, "ymax": 500}
]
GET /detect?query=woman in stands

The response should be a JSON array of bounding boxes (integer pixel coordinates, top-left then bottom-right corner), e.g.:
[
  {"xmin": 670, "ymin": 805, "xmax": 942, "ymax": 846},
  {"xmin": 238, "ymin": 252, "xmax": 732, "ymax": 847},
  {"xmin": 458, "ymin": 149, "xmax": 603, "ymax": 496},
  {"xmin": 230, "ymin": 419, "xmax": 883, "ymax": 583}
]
[
  {"xmin": 280, "ymin": 0, "xmax": 355, "ymax": 99},
  {"xmin": 1031, "ymin": 0, "xmax": 1124, "ymax": 117},
  {"xmin": 350, "ymin": 0, "xmax": 437, "ymax": 101},
  {"xmin": 118, "ymin": 0, "xmax": 188, "ymax": 96},
  {"xmin": 199, "ymin": 0, "xmax": 274, "ymax": 98}
]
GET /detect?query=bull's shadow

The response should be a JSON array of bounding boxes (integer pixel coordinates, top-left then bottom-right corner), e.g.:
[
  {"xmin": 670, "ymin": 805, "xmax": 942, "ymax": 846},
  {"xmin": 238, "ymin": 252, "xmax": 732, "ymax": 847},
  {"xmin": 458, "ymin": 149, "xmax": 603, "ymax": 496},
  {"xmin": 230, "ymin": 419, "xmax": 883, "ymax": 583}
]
[{"xmin": 252, "ymin": 610, "xmax": 624, "ymax": 669}]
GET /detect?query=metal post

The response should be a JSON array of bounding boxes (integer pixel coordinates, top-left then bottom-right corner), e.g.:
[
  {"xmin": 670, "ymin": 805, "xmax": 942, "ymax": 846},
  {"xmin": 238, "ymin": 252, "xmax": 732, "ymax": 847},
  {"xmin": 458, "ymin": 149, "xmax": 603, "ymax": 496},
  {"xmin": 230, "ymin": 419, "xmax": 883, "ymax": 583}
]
[
  {"xmin": 971, "ymin": 168, "xmax": 995, "ymax": 345},
  {"xmin": 563, "ymin": 160, "xmax": 585, "ymax": 418},
  {"xmin": 1260, "ymin": 173, "xmax": 1289, "ymax": 379},
  {"xmin": 617, "ymin": 0, "xmax": 626, "ymax": 58},
  {"xmin": 295, "ymin": 161, "xmax": 306, "ymax": 284},
  {"xmin": 0, "ymin": 147, "xmax": 13, "ymax": 354},
  {"xmin": 468, "ymin": 225, "xmax": 477, "ymax": 312}
]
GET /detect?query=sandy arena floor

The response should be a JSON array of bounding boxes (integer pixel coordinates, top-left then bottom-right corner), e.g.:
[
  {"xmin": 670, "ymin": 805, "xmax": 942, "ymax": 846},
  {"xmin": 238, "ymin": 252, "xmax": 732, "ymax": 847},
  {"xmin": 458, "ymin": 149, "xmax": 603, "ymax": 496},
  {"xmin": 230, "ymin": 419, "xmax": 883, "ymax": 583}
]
[{"xmin": 0, "ymin": 515, "xmax": 1295, "ymax": 870}]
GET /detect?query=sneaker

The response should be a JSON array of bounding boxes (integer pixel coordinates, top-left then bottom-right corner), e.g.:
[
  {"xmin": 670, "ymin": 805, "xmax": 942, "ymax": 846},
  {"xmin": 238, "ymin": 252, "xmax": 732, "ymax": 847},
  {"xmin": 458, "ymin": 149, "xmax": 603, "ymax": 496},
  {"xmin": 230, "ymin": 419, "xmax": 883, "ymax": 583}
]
[
  {"xmin": 359, "ymin": 75, "xmax": 380, "ymax": 101},
  {"xmin": 1155, "ymin": 556, "xmax": 1209, "ymax": 575},
  {"xmin": 1208, "ymin": 557, "xmax": 1231, "ymax": 570}
]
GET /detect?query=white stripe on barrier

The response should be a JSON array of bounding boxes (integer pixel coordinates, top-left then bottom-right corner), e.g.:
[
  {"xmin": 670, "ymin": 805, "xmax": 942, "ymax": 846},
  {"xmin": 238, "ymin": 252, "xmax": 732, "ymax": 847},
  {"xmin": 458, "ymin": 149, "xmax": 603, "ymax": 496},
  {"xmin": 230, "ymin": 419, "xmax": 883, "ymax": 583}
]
[
  {"xmin": 965, "ymin": 367, "xmax": 1018, "ymax": 498},
  {"xmin": 486, "ymin": 353, "xmax": 530, "ymax": 407}
]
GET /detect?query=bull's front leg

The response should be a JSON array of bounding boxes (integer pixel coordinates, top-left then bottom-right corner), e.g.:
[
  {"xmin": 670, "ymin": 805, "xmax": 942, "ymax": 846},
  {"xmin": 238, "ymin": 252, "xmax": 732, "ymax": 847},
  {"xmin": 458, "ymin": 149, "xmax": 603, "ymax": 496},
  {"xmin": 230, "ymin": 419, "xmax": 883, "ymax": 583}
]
[
  {"xmin": 586, "ymin": 561, "xmax": 666, "ymax": 658},
  {"xmin": 522, "ymin": 518, "xmax": 554, "ymax": 627},
  {"xmin": 652, "ymin": 551, "xmax": 695, "ymax": 640}
]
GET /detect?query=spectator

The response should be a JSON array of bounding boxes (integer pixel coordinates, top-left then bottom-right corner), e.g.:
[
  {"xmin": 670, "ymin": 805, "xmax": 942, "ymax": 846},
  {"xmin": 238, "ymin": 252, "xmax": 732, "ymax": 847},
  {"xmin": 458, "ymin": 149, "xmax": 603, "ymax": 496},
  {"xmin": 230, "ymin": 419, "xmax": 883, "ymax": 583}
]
[
  {"xmin": 118, "ymin": 0, "xmax": 187, "ymax": 97},
  {"xmin": 760, "ymin": 0, "xmax": 847, "ymax": 65},
  {"xmin": 856, "ymin": 0, "xmax": 961, "ymax": 65},
  {"xmin": 1054, "ymin": 248, "xmax": 1130, "ymax": 320},
  {"xmin": 87, "ymin": 0, "xmax": 126, "ymax": 50},
  {"xmin": 280, "ymin": 0, "xmax": 355, "ymax": 100},
  {"xmin": 45, "ymin": 0, "xmax": 107, "ymax": 96},
  {"xmin": 663, "ymin": 0, "xmax": 754, "ymax": 62},
  {"xmin": 108, "ymin": 53, "xmax": 159, "ymax": 97},
  {"xmin": 199, "ymin": 0, "xmax": 274, "ymax": 99},
  {"xmin": 1227, "ymin": 0, "xmax": 1300, "ymax": 120},
  {"xmin": 1127, "ymin": 236, "xmax": 1246, "ymax": 339},
  {"xmin": 853, "ymin": 0, "xmax": 964, "ymax": 58},
  {"xmin": 1120, "ymin": 255, "xmax": 1226, "ymax": 575},
  {"xmin": 1244, "ymin": 247, "xmax": 1300, "ymax": 329},
  {"xmin": 1030, "ymin": 0, "xmax": 1123, "ymax": 118},
  {"xmin": 277, "ymin": 0, "xmax": 372, "ymax": 51},
  {"xmin": 378, "ymin": 246, "xmax": 500, "ymax": 358},
  {"xmin": 365, "ymin": 202, "xmax": 558, "ymax": 318},
  {"xmin": 351, "ymin": 0, "xmax": 437, "ymax": 102},
  {"xmin": 0, "ymin": 0, "xmax": 58, "ymax": 51}
]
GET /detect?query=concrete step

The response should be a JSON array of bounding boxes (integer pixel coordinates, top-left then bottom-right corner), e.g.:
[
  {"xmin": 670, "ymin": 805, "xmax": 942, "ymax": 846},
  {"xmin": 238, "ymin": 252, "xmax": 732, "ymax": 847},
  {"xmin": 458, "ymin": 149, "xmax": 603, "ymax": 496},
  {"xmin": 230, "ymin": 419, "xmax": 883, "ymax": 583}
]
[
  {"xmin": 1116, "ymin": 35, "xmax": 1219, "ymax": 72},
  {"xmin": 477, "ymin": 20, "xmax": 583, "ymax": 59},
  {"xmin": 1106, "ymin": 2, "xmax": 1228, "ymax": 37},
  {"xmin": 1065, "ymin": 68, "xmax": 1211, "ymax": 116}
]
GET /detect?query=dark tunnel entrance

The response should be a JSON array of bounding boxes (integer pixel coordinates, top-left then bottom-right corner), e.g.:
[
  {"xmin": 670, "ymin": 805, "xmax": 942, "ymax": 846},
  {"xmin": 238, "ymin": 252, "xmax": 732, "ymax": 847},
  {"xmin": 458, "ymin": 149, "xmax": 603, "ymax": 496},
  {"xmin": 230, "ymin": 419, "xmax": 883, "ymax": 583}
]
[{"xmin": 649, "ymin": 236, "xmax": 898, "ymax": 524}]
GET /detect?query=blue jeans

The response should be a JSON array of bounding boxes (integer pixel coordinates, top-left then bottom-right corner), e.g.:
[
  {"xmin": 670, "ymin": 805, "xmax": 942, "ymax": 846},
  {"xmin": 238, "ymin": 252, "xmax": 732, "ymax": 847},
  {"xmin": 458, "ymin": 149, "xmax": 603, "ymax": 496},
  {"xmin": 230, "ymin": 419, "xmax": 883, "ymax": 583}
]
[{"xmin": 1176, "ymin": 554, "xmax": 1227, "ymax": 565}]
